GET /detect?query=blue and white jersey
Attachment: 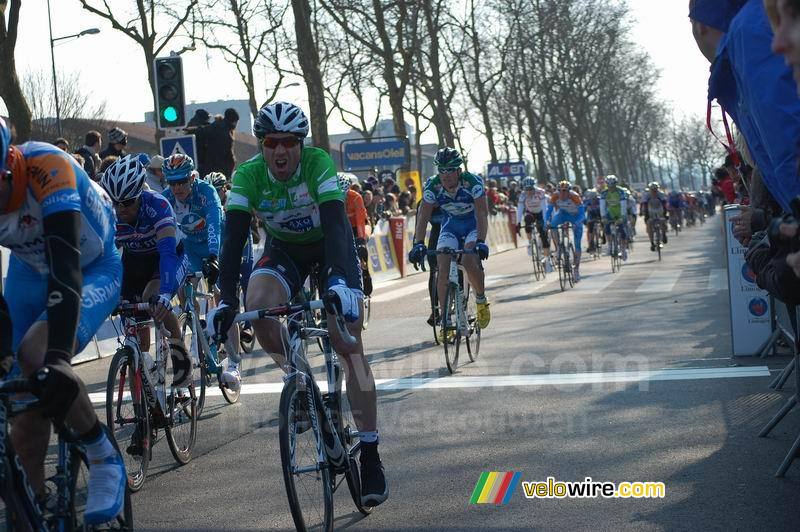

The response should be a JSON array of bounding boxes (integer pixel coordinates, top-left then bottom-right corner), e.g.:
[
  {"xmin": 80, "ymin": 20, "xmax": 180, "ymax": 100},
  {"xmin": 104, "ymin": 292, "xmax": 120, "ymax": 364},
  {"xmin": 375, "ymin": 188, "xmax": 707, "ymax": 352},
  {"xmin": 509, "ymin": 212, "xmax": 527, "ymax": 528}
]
[
  {"xmin": 115, "ymin": 190, "xmax": 176, "ymax": 254},
  {"xmin": 162, "ymin": 180, "xmax": 223, "ymax": 257},
  {"xmin": 0, "ymin": 142, "xmax": 116, "ymax": 275},
  {"xmin": 422, "ymin": 172, "xmax": 485, "ymax": 222}
]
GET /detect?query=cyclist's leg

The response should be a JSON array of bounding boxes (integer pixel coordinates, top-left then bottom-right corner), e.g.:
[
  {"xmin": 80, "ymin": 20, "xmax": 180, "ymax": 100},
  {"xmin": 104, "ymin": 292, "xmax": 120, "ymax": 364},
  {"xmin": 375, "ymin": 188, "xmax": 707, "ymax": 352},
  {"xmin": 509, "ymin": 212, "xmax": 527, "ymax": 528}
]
[
  {"xmin": 536, "ymin": 213, "xmax": 551, "ymax": 258},
  {"xmin": 462, "ymin": 229, "xmax": 484, "ymax": 295},
  {"xmin": 11, "ymin": 252, "xmax": 121, "ymax": 495},
  {"xmin": 245, "ymin": 240, "xmax": 306, "ymax": 369},
  {"xmin": 436, "ymin": 226, "xmax": 457, "ymax": 319},
  {"xmin": 572, "ymin": 220, "xmax": 583, "ymax": 267},
  {"xmin": 523, "ymin": 212, "xmax": 534, "ymax": 245},
  {"xmin": 646, "ymin": 216, "xmax": 654, "ymax": 244}
]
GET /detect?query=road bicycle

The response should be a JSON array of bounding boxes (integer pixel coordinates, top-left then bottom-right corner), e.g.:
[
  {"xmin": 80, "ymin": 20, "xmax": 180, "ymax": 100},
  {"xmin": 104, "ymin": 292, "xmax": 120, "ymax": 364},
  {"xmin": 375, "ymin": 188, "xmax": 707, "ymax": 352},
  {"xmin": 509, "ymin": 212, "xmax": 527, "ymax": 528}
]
[
  {"xmin": 223, "ymin": 294, "xmax": 372, "ymax": 531},
  {"xmin": 551, "ymin": 223, "xmax": 577, "ymax": 291},
  {"xmin": 668, "ymin": 209, "xmax": 681, "ymax": 236},
  {"xmin": 608, "ymin": 221, "xmax": 624, "ymax": 273},
  {"xmin": 433, "ymin": 249, "xmax": 481, "ymax": 374},
  {"xmin": 0, "ymin": 378, "xmax": 134, "ymax": 529},
  {"xmin": 177, "ymin": 272, "xmax": 241, "ymax": 418},
  {"xmin": 523, "ymin": 220, "xmax": 547, "ymax": 281},
  {"xmin": 650, "ymin": 217, "xmax": 665, "ymax": 262},
  {"xmin": 106, "ymin": 302, "xmax": 197, "ymax": 492}
]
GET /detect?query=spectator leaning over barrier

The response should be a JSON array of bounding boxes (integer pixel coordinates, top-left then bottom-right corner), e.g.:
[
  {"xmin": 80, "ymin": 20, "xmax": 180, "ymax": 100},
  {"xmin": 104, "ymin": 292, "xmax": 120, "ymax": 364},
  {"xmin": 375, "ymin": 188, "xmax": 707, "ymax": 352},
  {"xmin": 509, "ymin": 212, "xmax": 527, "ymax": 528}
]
[
  {"xmin": 99, "ymin": 127, "xmax": 128, "ymax": 159},
  {"xmin": 690, "ymin": 0, "xmax": 800, "ymax": 244},
  {"xmin": 75, "ymin": 130, "xmax": 101, "ymax": 180}
]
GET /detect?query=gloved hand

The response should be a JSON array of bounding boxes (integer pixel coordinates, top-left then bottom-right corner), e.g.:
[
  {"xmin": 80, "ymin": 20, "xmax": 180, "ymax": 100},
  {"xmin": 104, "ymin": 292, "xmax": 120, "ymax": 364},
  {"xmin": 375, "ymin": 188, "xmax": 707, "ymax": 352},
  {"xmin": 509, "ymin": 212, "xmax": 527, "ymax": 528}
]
[
  {"xmin": 516, "ymin": 223, "xmax": 521, "ymax": 236},
  {"xmin": 202, "ymin": 255, "xmax": 220, "ymax": 286},
  {"xmin": 325, "ymin": 276, "xmax": 360, "ymax": 322},
  {"xmin": 475, "ymin": 239, "xmax": 489, "ymax": 260},
  {"xmin": 207, "ymin": 302, "xmax": 238, "ymax": 344},
  {"xmin": 149, "ymin": 293, "xmax": 173, "ymax": 322},
  {"xmin": 408, "ymin": 241, "xmax": 427, "ymax": 268},
  {"xmin": 29, "ymin": 356, "xmax": 81, "ymax": 425}
]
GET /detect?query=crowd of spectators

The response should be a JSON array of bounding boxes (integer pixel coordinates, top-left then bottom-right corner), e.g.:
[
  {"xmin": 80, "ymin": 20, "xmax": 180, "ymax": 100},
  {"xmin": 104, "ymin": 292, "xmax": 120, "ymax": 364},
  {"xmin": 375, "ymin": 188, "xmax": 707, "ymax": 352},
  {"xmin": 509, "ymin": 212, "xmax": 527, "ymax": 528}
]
[{"xmin": 686, "ymin": 0, "xmax": 800, "ymax": 305}]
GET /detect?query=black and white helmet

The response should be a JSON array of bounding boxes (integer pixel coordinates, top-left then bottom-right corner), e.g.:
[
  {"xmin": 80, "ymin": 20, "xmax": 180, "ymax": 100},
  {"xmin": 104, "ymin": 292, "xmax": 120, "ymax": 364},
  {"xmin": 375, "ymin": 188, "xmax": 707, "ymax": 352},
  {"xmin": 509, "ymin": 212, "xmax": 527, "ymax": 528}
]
[
  {"xmin": 253, "ymin": 101, "xmax": 309, "ymax": 140},
  {"xmin": 108, "ymin": 126, "xmax": 128, "ymax": 145},
  {"xmin": 100, "ymin": 154, "xmax": 146, "ymax": 202}
]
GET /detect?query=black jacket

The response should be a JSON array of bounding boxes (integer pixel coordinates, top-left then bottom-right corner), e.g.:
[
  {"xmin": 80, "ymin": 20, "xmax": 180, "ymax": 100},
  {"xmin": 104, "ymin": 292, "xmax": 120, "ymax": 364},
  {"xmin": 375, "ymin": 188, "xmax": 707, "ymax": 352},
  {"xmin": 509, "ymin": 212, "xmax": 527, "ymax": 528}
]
[{"xmin": 196, "ymin": 120, "xmax": 235, "ymax": 178}]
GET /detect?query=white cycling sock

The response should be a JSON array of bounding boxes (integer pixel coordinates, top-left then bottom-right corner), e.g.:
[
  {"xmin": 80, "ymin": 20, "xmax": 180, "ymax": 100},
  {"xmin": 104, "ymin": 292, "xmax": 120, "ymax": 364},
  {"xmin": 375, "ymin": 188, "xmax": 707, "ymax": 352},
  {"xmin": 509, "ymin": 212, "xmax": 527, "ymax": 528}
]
[
  {"xmin": 360, "ymin": 431, "xmax": 378, "ymax": 444},
  {"xmin": 84, "ymin": 432, "xmax": 115, "ymax": 461}
]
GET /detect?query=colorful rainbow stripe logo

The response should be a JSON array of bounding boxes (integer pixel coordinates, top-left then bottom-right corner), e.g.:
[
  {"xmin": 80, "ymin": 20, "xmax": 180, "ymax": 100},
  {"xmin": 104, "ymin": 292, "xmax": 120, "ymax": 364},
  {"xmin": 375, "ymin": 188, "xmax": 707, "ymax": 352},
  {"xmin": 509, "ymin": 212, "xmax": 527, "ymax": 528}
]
[{"xmin": 469, "ymin": 472, "xmax": 521, "ymax": 503}]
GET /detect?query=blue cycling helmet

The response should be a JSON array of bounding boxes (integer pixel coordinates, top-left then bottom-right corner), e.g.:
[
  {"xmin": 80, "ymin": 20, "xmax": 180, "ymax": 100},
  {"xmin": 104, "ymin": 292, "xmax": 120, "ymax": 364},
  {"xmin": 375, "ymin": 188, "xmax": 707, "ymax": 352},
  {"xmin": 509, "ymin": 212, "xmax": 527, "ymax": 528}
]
[
  {"xmin": 0, "ymin": 117, "xmax": 11, "ymax": 173},
  {"xmin": 162, "ymin": 153, "xmax": 195, "ymax": 181}
]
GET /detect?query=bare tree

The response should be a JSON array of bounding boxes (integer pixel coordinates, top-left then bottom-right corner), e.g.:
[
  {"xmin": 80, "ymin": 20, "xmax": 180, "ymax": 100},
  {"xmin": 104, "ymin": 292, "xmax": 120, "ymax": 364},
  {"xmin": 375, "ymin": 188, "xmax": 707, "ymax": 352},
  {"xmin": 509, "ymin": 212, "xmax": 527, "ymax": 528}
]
[
  {"xmin": 79, "ymin": 0, "xmax": 198, "ymax": 142},
  {"xmin": 197, "ymin": 0, "xmax": 290, "ymax": 118},
  {"xmin": 292, "ymin": 0, "xmax": 329, "ymax": 150},
  {"xmin": 318, "ymin": 0, "xmax": 420, "ymax": 139},
  {"xmin": 0, "ymin": 0, "xmax": 31, "ymax": 141},
  {"xmin": 23, "ymin": 69, "xmax": 108, "ymax": 144}
]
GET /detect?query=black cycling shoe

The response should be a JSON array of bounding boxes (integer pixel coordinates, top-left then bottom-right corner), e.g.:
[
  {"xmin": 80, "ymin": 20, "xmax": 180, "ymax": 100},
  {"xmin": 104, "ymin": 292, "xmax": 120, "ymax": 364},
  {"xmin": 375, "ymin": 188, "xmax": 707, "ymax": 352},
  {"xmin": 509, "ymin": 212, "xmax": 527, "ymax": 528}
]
[
  {"xmin": 650, "ymin": 243, "xmax": 656, "ymax": 252},
  {"xmin": 426, "ymin": 309, "xmax": 440, "ymax": 327},
  {"xmin": 663, "ymin": 234, "xmax": 668, "ymax": 244},
  {"xmin": 359, "ymin": 441, "xmax": 388, "ymax": 507}
]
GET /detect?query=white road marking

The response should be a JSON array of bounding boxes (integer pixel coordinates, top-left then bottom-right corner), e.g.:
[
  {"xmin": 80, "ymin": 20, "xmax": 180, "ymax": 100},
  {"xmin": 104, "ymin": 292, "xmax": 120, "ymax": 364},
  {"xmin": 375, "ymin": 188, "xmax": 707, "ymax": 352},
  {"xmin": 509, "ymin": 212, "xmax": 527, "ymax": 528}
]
[
  {"xmin": 707, "ymin": 268, "xmax": 727, "ymax": 291},
  {"xmin": 89, "ymin": 365, "xmax": 769, "ymax": 404},
  {"xmin": 574, "ymin": 271, "xmax": 618, "ymax": 293},
  {"xmin": 635, "ymin": 270, "xmax": 682, "ymax": 293}
]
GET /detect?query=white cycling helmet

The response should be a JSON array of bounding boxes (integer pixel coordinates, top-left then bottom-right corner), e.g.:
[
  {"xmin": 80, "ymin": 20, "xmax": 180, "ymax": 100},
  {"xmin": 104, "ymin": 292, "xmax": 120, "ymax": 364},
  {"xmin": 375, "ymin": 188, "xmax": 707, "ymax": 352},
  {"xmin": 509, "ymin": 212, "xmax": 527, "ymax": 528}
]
[
  {"xmin": 521, "ymin": 177, "xmax": 536, "ymax": 189},
  {"xmin": 337, "ymin": 173, "xmax": 351, "ymax": 193},
  {"xmin": 100, "ymin": 154, "xmax": 146, "ymax": 203},
  {"xmin": 253, "ymin": 101, "xmax": 309, "ymax": 140}
]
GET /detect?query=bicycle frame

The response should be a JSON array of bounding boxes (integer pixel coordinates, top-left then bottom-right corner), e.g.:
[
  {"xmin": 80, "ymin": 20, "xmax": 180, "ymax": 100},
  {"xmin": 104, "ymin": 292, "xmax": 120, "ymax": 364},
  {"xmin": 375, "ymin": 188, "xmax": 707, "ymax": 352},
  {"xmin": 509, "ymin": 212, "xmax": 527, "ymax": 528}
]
[
  {"xmin": 437, "ymin": 249, "xmax": 473, "ymax": 335},
  {"xmin": 0, "ymin": 379, "xmax": 85, "ymax": 531},
  {"xmin": 181, "ymin": 274, "xmax": 221, "ymax": 376},
  {"xmin": 116, "ymin": 306, "xmax": 169, "ymax": 421}
]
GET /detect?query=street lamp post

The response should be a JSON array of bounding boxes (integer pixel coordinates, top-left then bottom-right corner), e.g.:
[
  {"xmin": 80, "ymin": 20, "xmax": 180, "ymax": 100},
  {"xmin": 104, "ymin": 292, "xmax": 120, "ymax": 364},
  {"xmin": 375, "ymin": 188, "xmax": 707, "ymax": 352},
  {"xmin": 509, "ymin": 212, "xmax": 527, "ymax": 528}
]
[{"xmin": 47, "ymin": 0, "xmax": 100, "ymax": 139}]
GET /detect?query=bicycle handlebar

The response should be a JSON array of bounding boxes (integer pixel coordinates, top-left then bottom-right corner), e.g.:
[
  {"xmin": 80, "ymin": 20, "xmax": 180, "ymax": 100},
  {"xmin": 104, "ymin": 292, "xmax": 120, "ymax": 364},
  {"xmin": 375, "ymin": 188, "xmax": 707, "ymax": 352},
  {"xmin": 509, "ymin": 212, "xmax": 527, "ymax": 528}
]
[{"xmin": 414, "ymin": 248, "xmax": 478, "ymax": 272}]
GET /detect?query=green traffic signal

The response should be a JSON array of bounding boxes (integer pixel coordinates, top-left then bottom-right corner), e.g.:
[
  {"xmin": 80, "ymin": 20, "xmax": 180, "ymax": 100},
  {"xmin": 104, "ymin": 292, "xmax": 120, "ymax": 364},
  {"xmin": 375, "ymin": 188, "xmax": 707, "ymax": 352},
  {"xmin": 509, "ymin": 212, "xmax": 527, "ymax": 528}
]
[{"xmin": 162, "ymin": 106, "xmax": 178, "ymax": 123}]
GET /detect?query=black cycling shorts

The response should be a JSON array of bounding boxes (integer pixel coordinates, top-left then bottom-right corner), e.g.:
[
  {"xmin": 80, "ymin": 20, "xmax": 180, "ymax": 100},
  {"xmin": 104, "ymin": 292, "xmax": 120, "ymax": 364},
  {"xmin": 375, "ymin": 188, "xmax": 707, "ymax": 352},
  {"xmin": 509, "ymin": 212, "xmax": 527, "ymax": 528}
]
[
  {"xmin": 121, "ymin": 251, "xmax": 160, "ymax": 302},
  {"xmin": 252, "ymin": 236, "xmax": 363, "ymax": 299}
]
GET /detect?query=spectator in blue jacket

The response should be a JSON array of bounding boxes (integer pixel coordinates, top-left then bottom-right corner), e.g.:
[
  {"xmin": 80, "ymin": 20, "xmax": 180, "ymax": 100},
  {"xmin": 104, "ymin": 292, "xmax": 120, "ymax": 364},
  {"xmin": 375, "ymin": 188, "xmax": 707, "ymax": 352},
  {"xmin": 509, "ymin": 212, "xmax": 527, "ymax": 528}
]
[{"xmin": 691, "ymin": 0, "xmax": 800, "ymax": 217}]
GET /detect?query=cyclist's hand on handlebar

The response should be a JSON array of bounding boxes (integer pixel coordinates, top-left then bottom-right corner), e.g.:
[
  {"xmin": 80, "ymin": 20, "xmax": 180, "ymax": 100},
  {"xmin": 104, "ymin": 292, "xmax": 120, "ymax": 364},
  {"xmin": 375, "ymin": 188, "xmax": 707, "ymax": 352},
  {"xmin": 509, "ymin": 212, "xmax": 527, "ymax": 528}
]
[
  {"xmin": 408, "ymin": 241, "xmax": 427, "ymax": 270},
  {"xmin": 475, "ymin": 239, "xmax": 490, "ymax": 260},
  {"xmin": 207, "ymin": 302, "xmax": 238, "ymax": 344},
  {"xmin": 325, "ymin": 276, "xmax": 360, "ymax": 322},
  {"xmin": 149, "ymin": 293, "xmax": 173, "ymax": 322},
  {"xmin": 202, "ymin": 255, "xmax": 220, "ymax": 286}
]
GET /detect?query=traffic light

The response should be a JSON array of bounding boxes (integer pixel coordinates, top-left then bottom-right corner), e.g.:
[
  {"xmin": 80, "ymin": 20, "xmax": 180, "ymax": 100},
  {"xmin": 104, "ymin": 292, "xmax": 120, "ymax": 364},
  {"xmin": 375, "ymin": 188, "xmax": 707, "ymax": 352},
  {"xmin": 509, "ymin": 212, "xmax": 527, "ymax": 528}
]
[{"xmin": 154, "ymin": 56, "xmax": 186, "ymax": 129}]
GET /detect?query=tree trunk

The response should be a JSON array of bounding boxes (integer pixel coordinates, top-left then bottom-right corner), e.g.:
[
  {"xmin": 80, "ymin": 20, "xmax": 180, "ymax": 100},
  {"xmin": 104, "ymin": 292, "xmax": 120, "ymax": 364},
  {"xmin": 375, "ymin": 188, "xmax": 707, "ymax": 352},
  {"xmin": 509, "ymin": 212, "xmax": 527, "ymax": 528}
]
[
  {"xmin": 0, "ymin": 0, "xmax": 32, "ymax": 141},
  {"xmin": 292, "ymin": 0, "xmax": 329, "ymax": 151}
]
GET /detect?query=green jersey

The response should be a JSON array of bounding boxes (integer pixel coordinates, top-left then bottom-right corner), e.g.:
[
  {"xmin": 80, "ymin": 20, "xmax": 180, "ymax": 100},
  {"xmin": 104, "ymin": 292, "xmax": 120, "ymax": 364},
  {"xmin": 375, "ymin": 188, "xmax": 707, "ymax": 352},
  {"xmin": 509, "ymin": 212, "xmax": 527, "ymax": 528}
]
[{"xmin": 227, "ymin": 147, "xmax": 342, "ymax": 244}]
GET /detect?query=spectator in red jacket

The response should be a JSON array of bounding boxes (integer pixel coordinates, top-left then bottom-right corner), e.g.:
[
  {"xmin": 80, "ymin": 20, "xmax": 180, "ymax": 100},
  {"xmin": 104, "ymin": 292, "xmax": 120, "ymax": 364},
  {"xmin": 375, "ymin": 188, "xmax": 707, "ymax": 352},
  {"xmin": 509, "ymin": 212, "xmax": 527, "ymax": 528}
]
[{"xmin": 714, "ymin": 167, "xmax": 736, "ymax": 204}]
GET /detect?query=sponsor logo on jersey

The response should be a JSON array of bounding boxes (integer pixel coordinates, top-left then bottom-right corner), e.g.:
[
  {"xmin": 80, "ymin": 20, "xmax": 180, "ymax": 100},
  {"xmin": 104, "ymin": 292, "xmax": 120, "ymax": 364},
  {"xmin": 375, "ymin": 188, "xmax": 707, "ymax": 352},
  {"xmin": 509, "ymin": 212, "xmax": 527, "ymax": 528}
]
[
  {"xmin": 278, "ymin": 216, "xmax": 313, "ymax": 233},
  {"xmin": 18, "ymin": 214, "xmax": 38, "ymax": 229}
]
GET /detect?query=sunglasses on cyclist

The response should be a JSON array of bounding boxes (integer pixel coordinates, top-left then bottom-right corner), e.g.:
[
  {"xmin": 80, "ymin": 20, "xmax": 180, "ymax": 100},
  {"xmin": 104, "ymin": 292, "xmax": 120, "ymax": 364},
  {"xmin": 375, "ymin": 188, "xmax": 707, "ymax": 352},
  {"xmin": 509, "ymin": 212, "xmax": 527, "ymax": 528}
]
[
  {"xmin": 438, "ymin": 167, "xmax": 459, "ymax": 175},
  {"xmin": 167, "ymin": 178, "xmax": 190, "ymax": 186},
  {"xmin": 113, "ymin": 197, "xmax": 137, "ymax": 208},
  {"xmin": 262, "ymin": 136, "xmax": 301, "ymax": 149}
]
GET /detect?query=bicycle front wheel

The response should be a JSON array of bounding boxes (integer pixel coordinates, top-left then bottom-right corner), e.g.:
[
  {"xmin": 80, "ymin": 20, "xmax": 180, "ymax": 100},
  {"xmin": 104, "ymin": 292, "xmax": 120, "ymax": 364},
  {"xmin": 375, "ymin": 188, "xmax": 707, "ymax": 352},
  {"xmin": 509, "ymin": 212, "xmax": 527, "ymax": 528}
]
[
  {"xmin": 105, "ymin": 347, "xmax": 150, "ymax": 492},
  {"xmin": 164, "ymin": 347, "xmax": 197, "ymax": 465},
  {"xmin": 557, "ymin": 245, "xmax": 566, "ymax": 291},
  {"xmin": 69, "ymin": 442, "xmax": 134, "ymax": 530},
  {"xmin": 464, "ymin": 282, "xmax": 480, "ymax": 362},
  {"xmin": 531, "ymin": 238, "xmax": 544, "ymax": 281},
  {"xmin": 279, "ymin": 376, "xmax": 334, "ymax": 531},
  {"xmin": 442, "ymin": 283, "xmax": 459, "ymax": 374},
  {"xmin": 179, "ymin": 312, "xmax": 207, "ymax": 418}
]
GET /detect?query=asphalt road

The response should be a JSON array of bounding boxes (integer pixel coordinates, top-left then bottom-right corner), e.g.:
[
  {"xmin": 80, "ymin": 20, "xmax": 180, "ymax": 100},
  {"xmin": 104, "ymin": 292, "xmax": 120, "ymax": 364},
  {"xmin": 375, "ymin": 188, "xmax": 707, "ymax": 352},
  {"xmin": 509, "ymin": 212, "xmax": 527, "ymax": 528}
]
[{"xmin": 73, "ymin": 214, "xmax": 799, "ymax": 531}]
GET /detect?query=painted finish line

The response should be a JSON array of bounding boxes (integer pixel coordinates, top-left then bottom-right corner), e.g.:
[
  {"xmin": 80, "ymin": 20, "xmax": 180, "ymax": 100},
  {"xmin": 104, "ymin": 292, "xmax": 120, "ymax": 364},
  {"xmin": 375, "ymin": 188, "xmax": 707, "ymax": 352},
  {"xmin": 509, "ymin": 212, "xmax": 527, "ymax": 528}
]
[{"xmin": 88, "ymin": 365, "xmax": 768, "ymax": 404}]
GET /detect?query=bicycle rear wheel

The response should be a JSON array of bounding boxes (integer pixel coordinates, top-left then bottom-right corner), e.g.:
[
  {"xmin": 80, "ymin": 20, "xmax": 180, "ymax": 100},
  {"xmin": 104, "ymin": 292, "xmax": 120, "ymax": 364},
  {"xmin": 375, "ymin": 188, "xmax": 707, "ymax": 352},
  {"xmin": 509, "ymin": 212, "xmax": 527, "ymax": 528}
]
[
  {"xmin": 105, "ymin": 347, "xmax": 150, "ymax": 492},
  {"xmin": 179, "ymin": 312, "xmax": 207, "ymax": 418},
  {"xmin": 69, "ymin": 441, "xmax": 134, "ymax": 529},
  {"xmin": 464, "ymin": 283, "xmax": 480, "ymax": 362},
  {"xmin": 279, "ymin": 376, "xmax": 334, "ymax": 531},
  {"xmin": 164, "ymin": 346, "xmax": 197, "ymax": 465},
  {"xmin": 442, "ymin": 282, "xmax": 459, "ymax": 374}
]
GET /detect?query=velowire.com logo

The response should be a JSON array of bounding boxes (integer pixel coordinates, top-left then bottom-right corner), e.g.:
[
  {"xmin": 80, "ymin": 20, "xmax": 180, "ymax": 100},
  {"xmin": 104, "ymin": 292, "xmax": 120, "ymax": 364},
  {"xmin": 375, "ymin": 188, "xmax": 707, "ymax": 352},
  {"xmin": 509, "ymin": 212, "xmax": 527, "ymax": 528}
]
[{"xmin": 469, "ymin": 472, "xmax": 522, "ymax": 504}]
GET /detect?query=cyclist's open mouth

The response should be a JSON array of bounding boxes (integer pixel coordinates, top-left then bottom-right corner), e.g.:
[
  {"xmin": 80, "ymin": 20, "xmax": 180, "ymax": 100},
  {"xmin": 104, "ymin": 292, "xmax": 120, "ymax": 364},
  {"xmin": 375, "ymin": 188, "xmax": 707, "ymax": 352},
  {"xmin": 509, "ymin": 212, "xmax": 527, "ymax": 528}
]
[{"xmin": 275, "ymin": 157, "xmax": 288, "ymax": 171}]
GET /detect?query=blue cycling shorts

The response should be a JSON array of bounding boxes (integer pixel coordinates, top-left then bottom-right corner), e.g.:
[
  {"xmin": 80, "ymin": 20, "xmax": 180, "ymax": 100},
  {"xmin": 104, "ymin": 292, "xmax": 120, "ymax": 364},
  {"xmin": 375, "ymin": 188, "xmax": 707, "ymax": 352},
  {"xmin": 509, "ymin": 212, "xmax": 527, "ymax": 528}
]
[
  {"xmin": 549, "ymin": 212, "xmax": 583, "ymax": 247},
  {"xmin": 6, "ymin": 249, "xmax": 122, "ymax": 355},
  {"xmin": 438, "ymin": 216, "xmax": 478, "ymax": 250}
]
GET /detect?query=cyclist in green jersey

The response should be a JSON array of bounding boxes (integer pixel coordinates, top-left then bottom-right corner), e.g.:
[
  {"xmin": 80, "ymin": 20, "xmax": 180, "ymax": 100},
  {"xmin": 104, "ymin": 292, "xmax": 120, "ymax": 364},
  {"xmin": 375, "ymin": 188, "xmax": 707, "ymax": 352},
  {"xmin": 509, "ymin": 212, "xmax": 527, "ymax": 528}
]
[{"xmin": 208, "ymin": 101, "xmax": 387, "ymax": 506}]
